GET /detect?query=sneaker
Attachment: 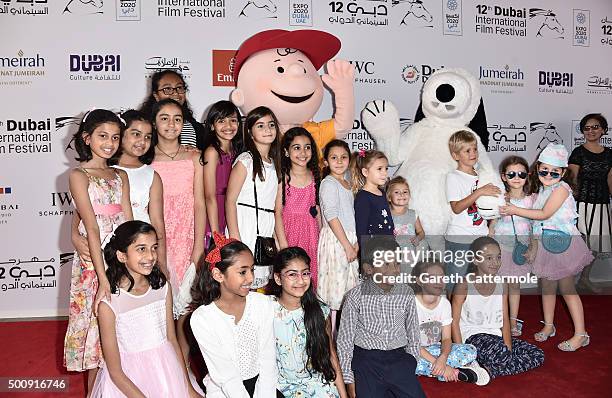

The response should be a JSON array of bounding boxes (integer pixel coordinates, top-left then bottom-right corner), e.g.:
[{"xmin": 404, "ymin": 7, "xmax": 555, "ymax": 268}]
[
  {"xmin": 464, "ymin": 361, "xmax": 490, "ymax": 386},
  {"xmin": 457, "ymin": 368, "xmax": 477, "ymax": 383}
]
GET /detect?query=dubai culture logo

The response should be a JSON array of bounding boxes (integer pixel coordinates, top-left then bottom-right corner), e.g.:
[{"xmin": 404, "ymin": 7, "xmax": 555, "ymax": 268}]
[
  {"xmin": 328, "ymin": 1, "xmax": 389, "ymax": 27},
  {"xmin": 529, "ymin": 8, "xmax": 565, "ymax": 39}
]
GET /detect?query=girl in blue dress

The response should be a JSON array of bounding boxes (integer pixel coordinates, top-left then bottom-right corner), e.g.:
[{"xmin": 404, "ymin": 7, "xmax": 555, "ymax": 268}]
[{"xmin": 269, "ymin": 247, "xmax": 347, "ymax": 398}]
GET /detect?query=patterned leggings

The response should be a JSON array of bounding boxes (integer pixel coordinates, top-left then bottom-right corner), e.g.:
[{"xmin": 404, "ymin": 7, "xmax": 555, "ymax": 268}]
[
  {"xmin": 466, "ymin": 333, "xmax": 545, "ymax": 378},
  {"xmin": 415, "ymin": 343, "xmax": 477, "ymax": 381}
]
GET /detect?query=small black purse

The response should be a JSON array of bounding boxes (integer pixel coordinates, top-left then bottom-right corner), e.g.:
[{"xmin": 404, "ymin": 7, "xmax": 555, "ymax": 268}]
[{"xmin": 252, "ymin": 178, "xmax": 277, "ymax": 287}]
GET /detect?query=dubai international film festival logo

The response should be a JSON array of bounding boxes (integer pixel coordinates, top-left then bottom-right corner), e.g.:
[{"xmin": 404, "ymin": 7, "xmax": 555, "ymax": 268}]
[
  {"xmin": 0, "ymin": 0, "xmax": 49, "ymax": 16},
  {"xmin": 63, "ymin": 0, "xmax": 103, "ymax": 15},
  {"xmin": 158, "ymin": 0, "xmax": 225, "ymax": 18},
  {"xmin": 487, "ymin": 122, "xmax": 527, "ymax": 153},
  {"xmin": 0, "ymin": 117, "xmax": 53, "ymax": 156},
  {"xmin": 529, "ymin": 8, "xmax": 565, "ymax": 39},
  {"xmin": 328, "ymin": 1, "xmax": 389, "ymax": 27},
  {"xmin": 239, "ymin": 0, "xmax": 277, "ymax": 19},
  {"xmin": 394, "ymin": 0, "xmax": 433, "ymax": 28},
  {"xmin": 573, "ymin": 9, "xmax": 590, "ymax": 46},
  {"xmin": 443, "ymin": 0, "xmax": 462, "ymax": 36},
  {"xmin": 212, "ymin": 50, "xmax": 237, "ymax": 87},
  {"xmin": 530, "ymin": 122, "xmax": 564, "ymax": 150},
  {"xmin": 474, "ymin": 4, "xmax": 527, "ymax": 37}
]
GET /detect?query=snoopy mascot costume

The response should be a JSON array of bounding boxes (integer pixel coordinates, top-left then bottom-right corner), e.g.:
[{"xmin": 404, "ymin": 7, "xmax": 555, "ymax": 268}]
[{"xmin": 362, "ymin": 68, "xmax": 505, "ymax": 247}]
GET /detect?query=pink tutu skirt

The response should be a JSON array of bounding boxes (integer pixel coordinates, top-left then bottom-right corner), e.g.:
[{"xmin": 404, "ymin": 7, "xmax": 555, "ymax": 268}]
[
  {"xmin": 499, "ymin": 248, "xmax": 533, "ymax": 277},
  {"xmin": 531, "ymin": 236, "xmax": 594, "ymax": 281},
  {"xmin": 92, "ymin": 340, "xmax": 190, "ymax": 397}
]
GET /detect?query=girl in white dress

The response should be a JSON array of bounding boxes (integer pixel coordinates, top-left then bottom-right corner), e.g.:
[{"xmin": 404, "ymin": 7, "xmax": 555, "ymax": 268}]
[{"xmin": 226, "ymin": 106, "xmax": 281, "ymax": 289}]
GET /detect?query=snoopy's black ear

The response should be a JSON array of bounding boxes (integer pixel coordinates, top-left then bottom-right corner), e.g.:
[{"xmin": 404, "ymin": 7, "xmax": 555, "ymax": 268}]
[
  {"xmin": 414, "ymin": 101, "xmax": 425, "ymax": 123},
  {"xmin": 468, "ymin": 99, "xmax": 489, "ymax": 149}
]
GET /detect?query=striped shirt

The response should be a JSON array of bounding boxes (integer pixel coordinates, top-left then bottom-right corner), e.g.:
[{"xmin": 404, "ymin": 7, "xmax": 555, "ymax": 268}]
[
  {"xmin": 336, "ymin": 278, "xmax": 421, "ymax": 384},
  {"xmin": 180, "ymin": 120, "xmax": 198, "ymax": 147}
]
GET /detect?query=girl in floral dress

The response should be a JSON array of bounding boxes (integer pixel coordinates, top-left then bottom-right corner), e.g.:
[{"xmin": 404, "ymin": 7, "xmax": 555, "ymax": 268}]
[
  {"xmin": 64, "ymin": 109, "xmax": 133, "ymax": 395},
  {"xmin": 270, "ymin": 247, "xmax": 347, "ymax": 398}
]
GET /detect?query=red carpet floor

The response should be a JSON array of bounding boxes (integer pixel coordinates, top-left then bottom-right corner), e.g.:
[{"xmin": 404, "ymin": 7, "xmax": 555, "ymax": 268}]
[{"xmin": 1, "ymin": 295, "xmax": 611, "ymax": 397}]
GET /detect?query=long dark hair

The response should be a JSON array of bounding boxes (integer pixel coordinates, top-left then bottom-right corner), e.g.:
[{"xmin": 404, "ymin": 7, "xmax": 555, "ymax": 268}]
[
  {"xmin": 201, "ymin": 100, "xmax": 244, "ymax": 164},
  {"xmin": 498, "ymin": 155, "xmax": 531, "ymax": 195},
  {"xmin": 140, "ymin": 69, "xmax": 195, "ymax": 122},
  {"xmin": 189, "ymin": 241, "xmax": 252, "ymax": 309},
  {"xmin": 150, "ymin": 98, "xmax": 184, "ymax": 150},
  {"xmin": 322, "ymin": 139, "xmax": 351, "ymax": 178},
  {"xmin": 269, "ymin": 247, "xmax": 336, "ymax": 384},
  {"xmin": 71, "ymin": 109, "xmax": 124, "ymax": 162},
  {"xmin": 104, "ymin": 221, "xmax": 166, "ymax": 293},
  {"xmin": 280, "ymin": 127, "xmax": 321, "ymax": 206},
  {"xmin": 243, "ymin": 106, "xmax": 281, "ymax": 182}
]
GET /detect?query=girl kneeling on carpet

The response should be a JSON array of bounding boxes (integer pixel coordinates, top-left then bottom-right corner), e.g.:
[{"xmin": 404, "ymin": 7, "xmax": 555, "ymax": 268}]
[
  {"xmin": 451, "ymin": 237, "xmax": 545, "ymax": 380},
  {"xmin": 190, "ymin": 232, "xmax": 282, "ymax": 398},
  {"xmin": 92, "ymin": 221, "xmax": 200, "ymax": 398}
]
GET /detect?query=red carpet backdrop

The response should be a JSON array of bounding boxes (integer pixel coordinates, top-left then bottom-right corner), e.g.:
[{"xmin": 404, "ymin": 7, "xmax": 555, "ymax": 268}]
[{"xmin": 1, "ymin": 0, "xmax": 612, "ymax": 318}]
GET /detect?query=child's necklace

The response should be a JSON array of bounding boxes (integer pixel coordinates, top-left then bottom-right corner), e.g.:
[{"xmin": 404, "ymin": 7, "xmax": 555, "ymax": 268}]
[{"xmin": 156, "ymin": 145, "xmax": 180, "ymax": 160}]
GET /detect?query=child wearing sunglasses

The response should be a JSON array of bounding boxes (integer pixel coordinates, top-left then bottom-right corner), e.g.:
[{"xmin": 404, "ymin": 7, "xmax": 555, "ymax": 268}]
[
  {"xmin": 493, "ymin": 156, "xmax": 536, "ymax": 337},
  {"xmin": 500, "ymin": 144, "xmax": 594, "ymax": 352}
]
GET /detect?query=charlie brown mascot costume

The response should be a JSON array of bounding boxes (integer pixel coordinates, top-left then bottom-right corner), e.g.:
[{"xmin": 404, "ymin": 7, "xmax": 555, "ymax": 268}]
[{"xmin": 231, "ymin": 29, "xmax": 355, "ymax": 150}]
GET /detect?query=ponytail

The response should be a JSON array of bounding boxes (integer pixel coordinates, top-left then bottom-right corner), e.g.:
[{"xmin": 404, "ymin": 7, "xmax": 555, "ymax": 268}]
[{"xmin": 350, "ymin": 149, "xmax": 387, "ymax": 193}]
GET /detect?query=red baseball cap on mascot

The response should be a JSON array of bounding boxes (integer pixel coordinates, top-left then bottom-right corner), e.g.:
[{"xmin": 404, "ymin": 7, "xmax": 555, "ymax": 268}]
[{"xmin": 233, "ymin": 29, "xmax": 341, "ymax": 82}]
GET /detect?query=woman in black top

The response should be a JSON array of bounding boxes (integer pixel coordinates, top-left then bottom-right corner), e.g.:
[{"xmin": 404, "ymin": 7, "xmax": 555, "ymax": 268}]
[
  {"xmin": 568, "ymin": 113, "xmax": 612, "ymax": 292},
  {"xmin": 140, "ymin": 69, "xmax": 206, "ymax": 149}
]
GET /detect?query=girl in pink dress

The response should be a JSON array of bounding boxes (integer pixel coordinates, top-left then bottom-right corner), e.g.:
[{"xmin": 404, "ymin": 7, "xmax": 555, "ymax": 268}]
[
  {"xmin": 275, "ymin": 127, "xmax": 322, "ymax": 288},
  {"xmin": 501, "ymin": 144, "xmax": 594, "ymax": 352},
  {"xmin": 151, "ymin": 99, "xmax": 205, "ymax": 295},
  {"xmin": 64, "ymin": 109, "xmax": 133, "ymax": 395},
  {"xmin": 92, "ymin": 221, "xmax": 200, "ymax": 397},
  {"xmin": 202, "ymin": 100, "xmax": 243, "ymax": 246},
  {"xmin": 493, "ymin": 156, "xmax": 535, "ymax": 337}
]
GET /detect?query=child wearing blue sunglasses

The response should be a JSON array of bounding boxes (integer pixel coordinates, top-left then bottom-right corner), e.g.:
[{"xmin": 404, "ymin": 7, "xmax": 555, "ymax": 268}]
[
  {"xmin": 500, "ymin": 144, "xmax": 594, "ymax": 352},
  {"xmin": 492, "ymin": 156, "xmax": 536, "ymax": 338}
]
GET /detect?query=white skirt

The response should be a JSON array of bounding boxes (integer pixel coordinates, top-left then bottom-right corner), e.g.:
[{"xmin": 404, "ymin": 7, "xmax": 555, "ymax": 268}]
[{"xmin": 317, "ymin": 227, "xmax": 359, "ymax": 310}]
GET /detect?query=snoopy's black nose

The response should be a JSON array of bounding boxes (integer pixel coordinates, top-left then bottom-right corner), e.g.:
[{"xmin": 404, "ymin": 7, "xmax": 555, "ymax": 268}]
[{"xmin": 436, "ymin": 84, "xmax": 455, "ymax": 103}]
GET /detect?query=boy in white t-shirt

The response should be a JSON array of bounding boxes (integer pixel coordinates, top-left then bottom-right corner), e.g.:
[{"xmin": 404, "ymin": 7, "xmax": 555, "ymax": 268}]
[{"xmin": 445, "ymin": 130, "xmax": 501, "ymax": 294}]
